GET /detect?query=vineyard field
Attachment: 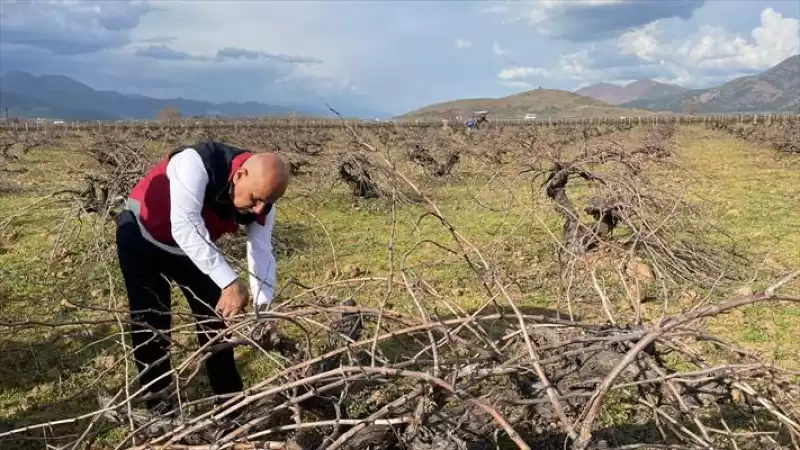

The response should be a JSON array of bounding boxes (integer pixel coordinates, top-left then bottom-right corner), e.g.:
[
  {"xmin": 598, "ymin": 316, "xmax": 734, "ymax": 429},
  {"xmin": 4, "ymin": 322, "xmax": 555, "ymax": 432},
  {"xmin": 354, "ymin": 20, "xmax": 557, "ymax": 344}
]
[{"xmin": 0, "ymin": 119, "xmax": 799, "ymax": 450}]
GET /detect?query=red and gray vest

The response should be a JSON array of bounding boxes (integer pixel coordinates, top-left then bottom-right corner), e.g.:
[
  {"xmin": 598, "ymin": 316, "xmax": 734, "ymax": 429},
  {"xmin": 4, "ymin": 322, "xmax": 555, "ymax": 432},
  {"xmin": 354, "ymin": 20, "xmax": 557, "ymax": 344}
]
[{"xmin": 125, "ymin": 141, "xmax": 270, "ymax": 255}]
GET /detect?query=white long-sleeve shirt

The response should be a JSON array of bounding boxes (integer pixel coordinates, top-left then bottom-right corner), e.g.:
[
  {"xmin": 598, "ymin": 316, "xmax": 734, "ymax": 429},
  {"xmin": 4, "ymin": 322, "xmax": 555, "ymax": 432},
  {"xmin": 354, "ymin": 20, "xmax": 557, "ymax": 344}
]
[{"xmin": 165, "ymin": 148, "xmax": 277, "ymax": 310}]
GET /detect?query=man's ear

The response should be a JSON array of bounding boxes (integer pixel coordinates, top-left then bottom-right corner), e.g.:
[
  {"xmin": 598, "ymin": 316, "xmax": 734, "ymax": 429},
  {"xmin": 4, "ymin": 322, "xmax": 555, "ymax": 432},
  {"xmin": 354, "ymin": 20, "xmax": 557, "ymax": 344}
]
[{"xmin": 232, "ymin": 168, "xmax": 246, "ymax": 182}]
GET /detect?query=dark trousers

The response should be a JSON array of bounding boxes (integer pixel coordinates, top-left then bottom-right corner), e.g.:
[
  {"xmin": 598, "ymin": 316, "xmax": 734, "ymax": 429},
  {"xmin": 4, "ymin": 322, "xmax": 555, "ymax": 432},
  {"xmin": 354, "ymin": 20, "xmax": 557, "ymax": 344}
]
[{"xmin": 115, "ymin": 210, "xmax": 243, "ymax": 409}]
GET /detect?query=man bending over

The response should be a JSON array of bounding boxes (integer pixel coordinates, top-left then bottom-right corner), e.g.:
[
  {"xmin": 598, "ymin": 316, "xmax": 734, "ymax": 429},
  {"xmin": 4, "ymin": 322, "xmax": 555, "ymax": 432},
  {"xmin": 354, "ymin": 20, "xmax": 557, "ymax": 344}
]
[{"xmin": 115, "ymin": 141, "xmax": 290, "ymax": 413}]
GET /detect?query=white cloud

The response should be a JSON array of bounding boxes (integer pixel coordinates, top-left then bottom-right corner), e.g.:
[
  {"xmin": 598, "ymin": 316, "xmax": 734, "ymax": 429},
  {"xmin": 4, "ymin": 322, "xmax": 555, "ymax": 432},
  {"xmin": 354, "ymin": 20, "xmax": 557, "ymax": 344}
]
[
  {"xmin": 617, "ymin": 22, "xmax": 662, "ymax": 63},
  {"xmin": 454, "ymin": 38, "xmax": 473, "ymax": 49},
  {"xmin": 492, "ymin": 41, "xmax": 507, "ymax": 56},
  {"xmin": 499, "ymin": 80, "xmax": 536, "ymax": 89},
  {"xmin": 514, "ymin": 6, "xmax": 799, "ymax": 88},
  {"xmin": 278, "ymin": 61, "xmax": 355, "ymax": 96},
  {"xmin": 557, "ymin": 49, "xmax": 593, "ymax": 80},
  {"xmin": 617, "ymin": 8, "xmax": 799, "ymax": 73},
  {"xmin": 498, "ymin": 66, "xmax": 551, "ymax": 80}
]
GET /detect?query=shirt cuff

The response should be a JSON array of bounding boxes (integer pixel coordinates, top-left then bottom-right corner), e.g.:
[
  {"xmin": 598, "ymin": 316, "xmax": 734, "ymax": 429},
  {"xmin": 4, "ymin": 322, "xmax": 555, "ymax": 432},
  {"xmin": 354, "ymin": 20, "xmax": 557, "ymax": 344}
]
[
  {"xmin": 253, "ymin": 287, "xmax": 273, "ymax": 308},
  {"xmin": 208, "ymin": 264, "xmax": 238, "ymax": 289}
]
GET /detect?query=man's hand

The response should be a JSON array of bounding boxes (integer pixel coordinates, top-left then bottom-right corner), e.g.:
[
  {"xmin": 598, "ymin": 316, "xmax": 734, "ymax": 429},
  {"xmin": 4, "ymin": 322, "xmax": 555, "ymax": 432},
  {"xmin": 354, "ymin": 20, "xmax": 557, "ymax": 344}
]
[{"xmin": 216, "ymin": 279, "xmax": 249, "ymax": 318}]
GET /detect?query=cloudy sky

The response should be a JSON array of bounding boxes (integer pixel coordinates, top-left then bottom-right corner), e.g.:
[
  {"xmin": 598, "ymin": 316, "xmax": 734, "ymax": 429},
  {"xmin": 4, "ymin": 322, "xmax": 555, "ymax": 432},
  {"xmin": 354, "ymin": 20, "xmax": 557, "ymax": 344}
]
[{"xmin": 1, "ymin": 0, "xmax": 798, "ymax": 116}]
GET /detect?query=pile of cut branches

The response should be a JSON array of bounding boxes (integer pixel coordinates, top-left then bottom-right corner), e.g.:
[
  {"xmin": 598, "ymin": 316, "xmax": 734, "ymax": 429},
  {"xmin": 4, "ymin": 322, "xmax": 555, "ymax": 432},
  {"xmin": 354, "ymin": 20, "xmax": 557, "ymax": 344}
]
[{"xmin": 5, "ymin": 272, "xmax": 798, "ymax": 450}]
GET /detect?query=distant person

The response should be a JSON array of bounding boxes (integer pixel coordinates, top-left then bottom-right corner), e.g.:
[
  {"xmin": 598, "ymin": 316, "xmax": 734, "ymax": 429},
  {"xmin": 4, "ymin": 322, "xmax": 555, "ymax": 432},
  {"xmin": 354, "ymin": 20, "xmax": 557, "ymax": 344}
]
[{"xmin": 114, "ymin": 141, "xmax": 290, "ymax": 415}]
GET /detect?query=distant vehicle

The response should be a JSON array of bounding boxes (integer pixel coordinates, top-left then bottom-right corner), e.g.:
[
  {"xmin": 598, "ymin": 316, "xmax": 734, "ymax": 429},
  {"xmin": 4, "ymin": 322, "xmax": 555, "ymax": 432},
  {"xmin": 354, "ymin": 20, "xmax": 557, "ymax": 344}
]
[
  {"xmin": 523, "ymin": 114, "xmax": 537, "ymax": 120},
  {"xmin": 53, "ymin": 120, "xmax": 65, "ymax": 125},
  {"xmin": 465, "ymin": 110, "xmax": 489, "ymax": 129}
]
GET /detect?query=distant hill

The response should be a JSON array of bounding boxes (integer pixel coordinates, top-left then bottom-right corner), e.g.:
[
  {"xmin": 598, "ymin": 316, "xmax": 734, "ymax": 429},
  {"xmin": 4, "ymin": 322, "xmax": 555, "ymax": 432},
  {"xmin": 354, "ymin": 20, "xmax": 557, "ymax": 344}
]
[
  {"xmin": 397, "ymin": 88, "xmax": 654, "ymax": 120},
  {"xmin": 576, "ymin": 79, "xmax": 689, "ymax": 105},
  {"xmin": 574, "ymin": 83, "xmax": 624, "ymax": 105},
  {"xmin": 622, "ymin": 55, "xmax": 800, "ymax": 113},
  {"xmin": 0, "ymin": 71, "xmax": 391, "ymax": 120},
  {"xmin": 0, "ymin": 90, "xmax": 117, "ymax": 120}
]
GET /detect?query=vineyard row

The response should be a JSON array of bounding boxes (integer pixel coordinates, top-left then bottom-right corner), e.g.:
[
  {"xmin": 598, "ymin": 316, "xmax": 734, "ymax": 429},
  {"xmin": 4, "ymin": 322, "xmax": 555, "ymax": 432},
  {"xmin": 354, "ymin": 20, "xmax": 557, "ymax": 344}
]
[{"xmin": 2, "ymin": 113, "xmax": 800, "ymax": 131}]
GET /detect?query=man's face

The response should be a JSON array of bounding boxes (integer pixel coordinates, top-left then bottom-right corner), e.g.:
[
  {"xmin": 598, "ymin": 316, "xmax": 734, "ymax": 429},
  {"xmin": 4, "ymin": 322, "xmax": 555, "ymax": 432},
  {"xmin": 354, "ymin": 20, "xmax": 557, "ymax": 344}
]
[{"xmin": 231, "ymin": 169, "xmax": 273, "ymax": 216}]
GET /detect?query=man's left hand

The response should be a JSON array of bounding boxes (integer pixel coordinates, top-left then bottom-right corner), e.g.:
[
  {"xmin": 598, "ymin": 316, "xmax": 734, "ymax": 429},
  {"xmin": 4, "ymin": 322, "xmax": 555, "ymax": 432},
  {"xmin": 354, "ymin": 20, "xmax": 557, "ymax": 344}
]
[{"xmin": 217, "ymin": 279, "xmax": 249, "ymax": 318}]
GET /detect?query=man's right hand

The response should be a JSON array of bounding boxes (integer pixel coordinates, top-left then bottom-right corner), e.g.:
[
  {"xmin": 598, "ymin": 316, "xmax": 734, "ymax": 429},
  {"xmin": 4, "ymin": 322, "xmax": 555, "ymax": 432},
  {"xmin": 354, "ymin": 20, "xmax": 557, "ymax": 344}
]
[{"xmin": 216, "ymin": 279, "xmax": 249, "ymax": 319}]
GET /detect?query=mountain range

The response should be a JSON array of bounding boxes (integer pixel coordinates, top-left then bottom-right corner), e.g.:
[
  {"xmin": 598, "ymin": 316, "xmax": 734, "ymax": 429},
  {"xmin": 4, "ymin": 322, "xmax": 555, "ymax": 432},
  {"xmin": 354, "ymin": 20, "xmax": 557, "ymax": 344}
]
[
  {"xmin": 0, "ymin": 71, "xmax": 390, "ymax": 121},
  {"xmin": 621, "ymin": 55, "xmax": 799, "ymax": 113},
  {"xmin": 400, "ymin": 54, "xmax": 799, "ymax": 119},
  {"xmin": 397, "ymin": 88, "xmax": 654, "ymax": 120},
  {"xmin": 576, "ymin": 55, "xmax": 799, "ymax": 114},
  {"xmin": 575, "ymin": 79, "xmax": 689, "ymax": 105}
]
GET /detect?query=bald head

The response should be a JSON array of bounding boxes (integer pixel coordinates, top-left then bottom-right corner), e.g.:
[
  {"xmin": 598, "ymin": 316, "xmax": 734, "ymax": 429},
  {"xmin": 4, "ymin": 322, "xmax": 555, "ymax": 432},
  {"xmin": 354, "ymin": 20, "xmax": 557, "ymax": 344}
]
[
  {"xmin": 244, "ymin": 152, "xmax": 291, "ymax": 196},
  {"xmin": 231, "ymin": 152, "xmax": 291, "ymax": 216}
]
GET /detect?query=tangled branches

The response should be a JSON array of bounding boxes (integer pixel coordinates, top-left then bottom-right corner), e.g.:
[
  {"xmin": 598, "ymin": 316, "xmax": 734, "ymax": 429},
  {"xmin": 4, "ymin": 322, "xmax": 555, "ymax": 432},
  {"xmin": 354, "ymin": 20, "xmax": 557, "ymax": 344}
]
[
  {"xmin": 535, "ymin": 124, "xmax": 741, "ymax": 292},
  {"xmin": 542, "ymin": 162, "xmax": 610, "ymax": 255},
  {"xmin": 707, "ymin": 118, "xmax": 800, "ymax": 155},
  {"xmin": 539, "ymin": 142, "xmax": 670, "ymax": 257},
  {"xmin": 335, "ymin": 132, "xmax": 423, "ymax": 203},
  {"xmin": 0, "ymin": 130, "xmax": 61, "ymax": 161},
  {"xmin": 3, "ymin": 272, "xmax": 798, "ymax": 450},
  {"xmin": 405, "ymin": 144, "xmax": 460, "ymax": 177},
  {"xmin": 638, "ymin": 123, "xmax": 676, "ymax": 156},
  {"xmin": 69, "ymin": 133, "xmax": 157, "ymax": 216},
  {"xmin": 339, "ymin": 155, "xmax": 380, "ymax": 199}
]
